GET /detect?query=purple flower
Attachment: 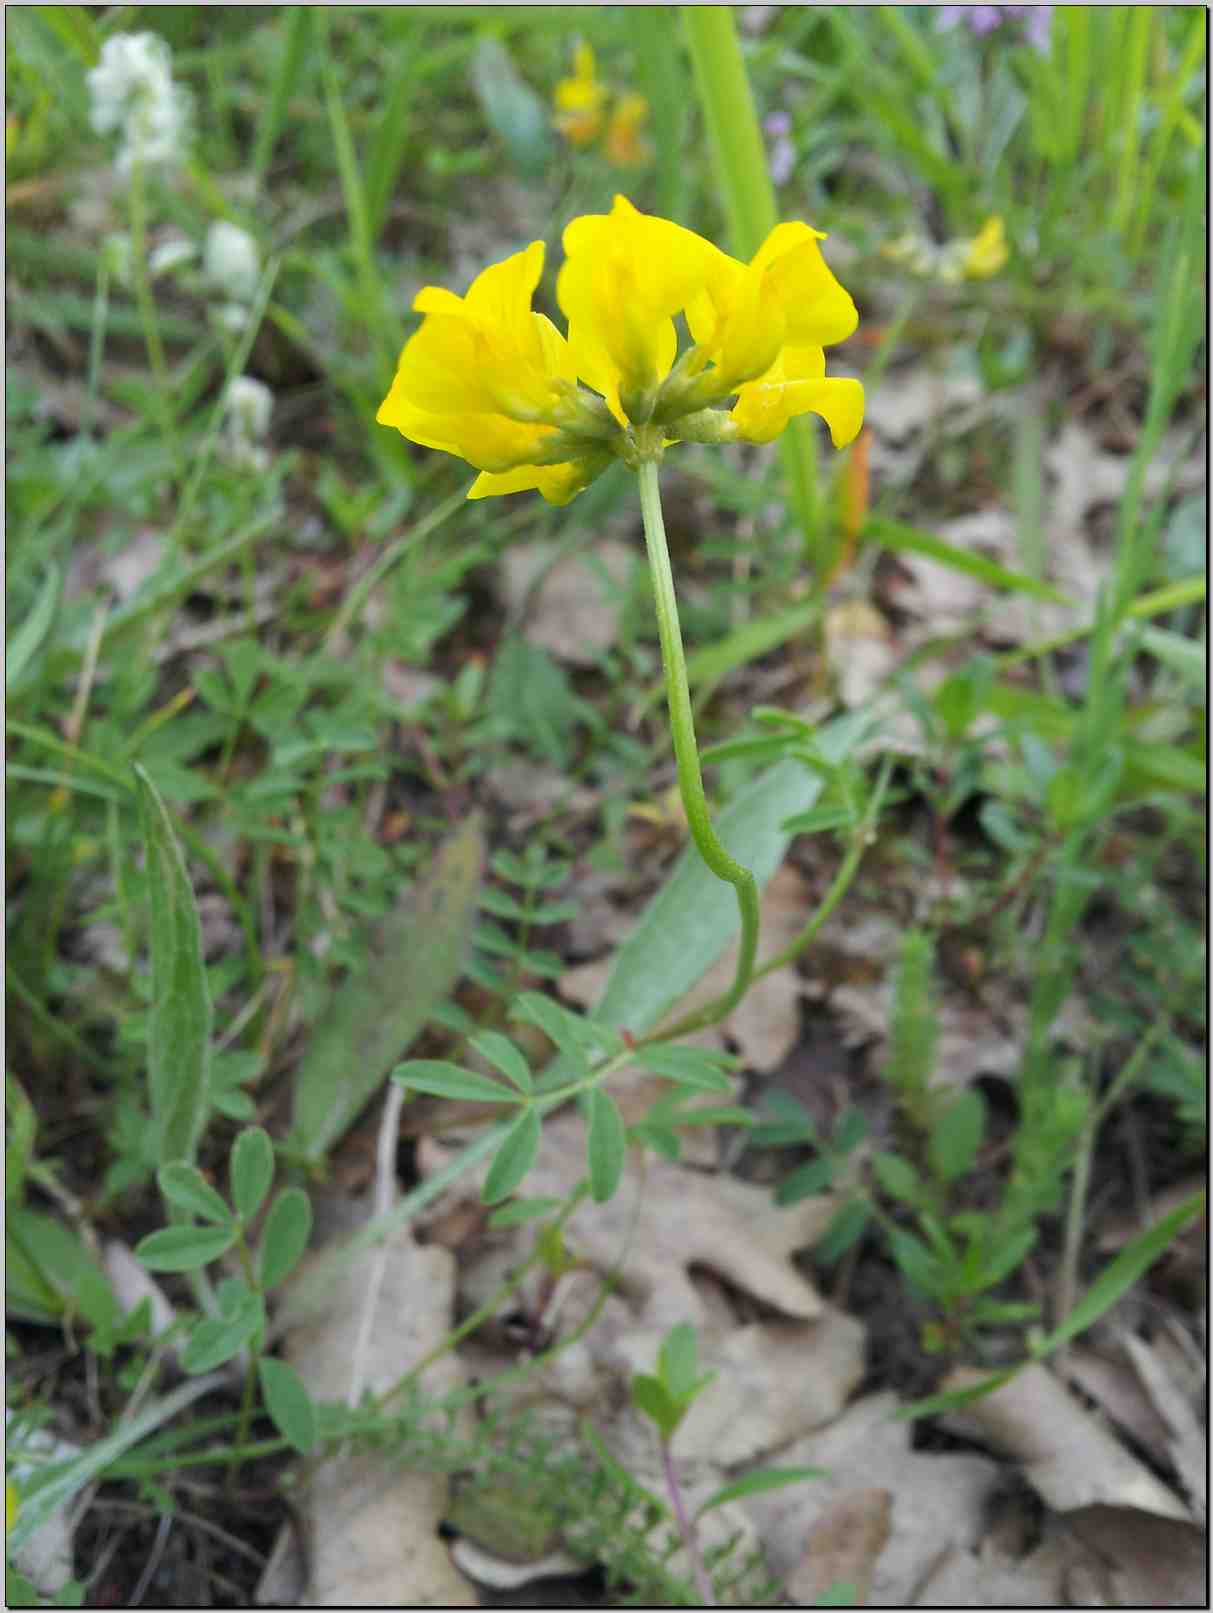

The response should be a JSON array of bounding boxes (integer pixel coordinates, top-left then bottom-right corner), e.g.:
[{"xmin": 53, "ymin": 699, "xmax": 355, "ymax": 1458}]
[
  {"xmin": 763, "ymin": 110, "xmax": 795, "ymax": 186},
  {"xmin": 937, "ymin": 4, "xmax": 1052, "ymax": 51},
  {"xmin": 938, "ymin": 5, "xmax": 1003, "ymax": 34}
]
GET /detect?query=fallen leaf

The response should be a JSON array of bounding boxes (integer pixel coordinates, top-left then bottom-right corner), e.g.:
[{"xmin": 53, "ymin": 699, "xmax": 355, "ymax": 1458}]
[
  {"xmin": 5, "ymin": 1422, "xmax": 81, "ymax": 1600},
  {"xmin": 1062, "ymin": 1347, "xmax": 1173, "ymax": 1461},
  {"xmin": 785, "ymin": 1488, "xmax": 893, "ymax": 1607},
  {"xmin": 283, "ymin": 1224, "xmax": 477, "ymax": 1607},
  {"xmin": 498, "ymin": 538, "xmax": 636, "ymax": 665},
  {"xmin": 737, "ymin": 1391, "xmax": 1001, "ymax": 1604},
  {"xmin": 1062, "ymin": 1504, "xmax": 1207, "ymax": 1607},
  {"xmin": 450, "ymin": 1538, "xmax": 586, "ymax": 1589},
  {"xmin": 942, "ymin": 1363, "xmax": 1191, "ymax": 1521},
  {"xmin": 824, "ymin": 599, "xmax": 899, "ymax": 709},
  {"xmin": 1122, "ymin": 1334, "xmax": 1207, "ymax": 1524}
]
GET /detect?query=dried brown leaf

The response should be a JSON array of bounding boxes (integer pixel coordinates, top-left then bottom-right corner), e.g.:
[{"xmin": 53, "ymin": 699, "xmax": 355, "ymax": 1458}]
[
  {"xmin": 283, "ymin": 1226, "xmax": 476, "ymax": 1607},
  {"xmin": 942, "ymin": 1363, "xmax": 1191, "ymax": 1521},
  {"xmin": 499, "ymin": 538, "xmax": 635, "ymax": 665},
  {"xmin": 785, "ymin": 1488, "xmax": 893, "ymax": 1607},
  {"xmin": 738, "ymin": 1391, "xmax": 1001, "ymax": 1604}
]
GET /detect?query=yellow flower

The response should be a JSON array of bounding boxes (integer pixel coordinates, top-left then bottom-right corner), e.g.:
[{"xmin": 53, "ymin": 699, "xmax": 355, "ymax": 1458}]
[
  {"xmin": 376, "ymin": 240, "xmax": 615, "ymax": 504},
  {"xmin": 553, "ymin": 43, "xmax": 607, "ymax": 146},
  {"xmin": 604, "ymin": 92, "xmax": 651, "ymax": 167},
  {"xmin": 962, "ymin": 215, "xmax": 1008, "ymax": 278},
  {"xmin": 377, "ymin": 196, "xmax": 864, "ymax": 503}
]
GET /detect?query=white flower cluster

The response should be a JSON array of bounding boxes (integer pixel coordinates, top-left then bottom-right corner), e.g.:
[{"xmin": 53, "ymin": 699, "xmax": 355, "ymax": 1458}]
[
  {"xmin": 204, "ymin": 221, "xmax": 262, "ymax": 331},
  {"xmin": 221, "ymin": 376, "xmax": 274, "ymax": 472},
  {"xmin": 87, "ymin": 32, "xmax": 190, "ymax": 176}
]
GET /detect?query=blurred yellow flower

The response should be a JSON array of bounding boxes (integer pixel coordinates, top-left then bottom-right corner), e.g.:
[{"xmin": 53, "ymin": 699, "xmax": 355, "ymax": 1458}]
[
  {"xmin": 553, "ymin": 42, "xmax": 607, "ymax": 146},
  {"xmin": 962, "ymin": 215, "xmax": 1008, "ymax": 278},
  {"xmin": 604, "ymin": 91, "xmax": 651, "ymax": 167},
  {"xmin": 378, "ymin": 195, "xmax": 863, "ymax": 504}
]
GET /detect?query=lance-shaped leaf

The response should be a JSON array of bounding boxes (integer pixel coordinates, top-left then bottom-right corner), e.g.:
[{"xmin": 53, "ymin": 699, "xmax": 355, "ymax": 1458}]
[
  {"xmin": 291, "ymin": 815, "xmax": 484, "ymax": 1162},
  {"xmin": 134, "ymin": 765, "xmax": 212, "ymax": 1166}
]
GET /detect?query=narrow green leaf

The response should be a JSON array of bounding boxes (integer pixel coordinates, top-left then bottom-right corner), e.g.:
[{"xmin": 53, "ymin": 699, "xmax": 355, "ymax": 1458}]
[
  {"xmin": 258, "ymin": 1357, "xmax": 318, "ymax": 1453},
  {"xmin": 928, "ymin": 1090, "xmax": 986, "ymax": 1183},
  {"xmin": 230, "ymin": 1128, "xmax": 275, "ymax": 1223},
  {"xmin": 393, "ymin": 1061, "xmax": 519, "ymax": 1105},
  {"xmin": 696, "ymin": 1466, "xmax": 826, "ymax": 1517},
  {"xmin": 872, "ymin": 1153, "xmax": 921, "ymax": 1205},
  {"xmin": 251, "ymin": 6, "xmax": 311, "ymax": 191},
  {"xmin": 1035, "ymin": 1192, "xmax": 1205, "ymax": 1355},
  {"xmin": 134, "ymin": 766, "xmax": 212, "ymax": 1165},
  {"xmin": 511, "ymin": 991, "xmax": 618, "ymax": 1062},
  {"xmin": 6, "ymin": 562, "xmax": 61, "ymax": 693},
  {"xmin": 659, "ymin": 1322, "xmax": 700, "ymax": 1401},
  {"xmin": 365, "ymin": 44, "xmax": 416, "ymax": 242},
  {"xmin": 6, "ymin": 1376, "xmax": 222, "ymax": 1554},
  {"xmin": 258, "ymin": 1188, "xmax": 313, "ymax": 1289},
  {"xmin": 182, "ymin": 1284, "xmax": 264, "ymax": 1374},
  {"xmin": 291, "ymin": 816, "xmax": 483, "ymax": 1161},
  {"xmin": 135, "ymin": 1224, "xmax": 237, "ymax": 1273},
  {"xmin": 1133, "ymin": 623, "xmax": 1206, "ymax": 689},
  {"xmin": 156, "ymin": 1164, "xmax": 233, "ymax": 1226},
  {"xmin": 634, "ymin": 1045, "xmax": 734, "ymax": 1092},
  {"xmin": 869, "ymin": 517, "xmax": 1073, "ymax": 604},
  {"xmin": 483, "ymin": 1107, "xmax": 541, "ymax": 1205},
  {"xmin": 6, "ymin": 1210, "xmax": 120, "ymax": 1331},
  {"xmin": 487, "ymin": 1196, "xmax": 563, "ymax": 1229},
  {"xmin": 468, "ymin": 1031, "xmax": 533, "ymax": 1094},
  {"xmin": 586, "ymin": 1088, "xmax": 626, "ymax": 1204},
  {"xmin": 650, "ymin": 598, "xmax": 819, "ymax": 713},
  {"xmin": 31, "ymin": 5, "xmax": 100, "ymax": 64}
]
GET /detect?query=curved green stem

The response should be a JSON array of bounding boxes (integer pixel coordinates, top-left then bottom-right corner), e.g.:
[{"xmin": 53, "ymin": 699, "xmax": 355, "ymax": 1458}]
[{"xmin": 636, "ymin": 460, "xmax": 759, "ymax": 1021}]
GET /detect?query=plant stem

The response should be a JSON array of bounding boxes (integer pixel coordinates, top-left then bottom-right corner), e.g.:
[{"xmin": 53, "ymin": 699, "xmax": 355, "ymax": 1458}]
[
  {"xmin": 636, "ymin": 461, "xmax": 759, "ymax": 1023},
  {"xmin": 660, "ymin": 1436, "xmax": 715, "ymax": 1606},
  {"xmin": 127, "ymin": 157, "xmax": 178, "ymax": 470}
]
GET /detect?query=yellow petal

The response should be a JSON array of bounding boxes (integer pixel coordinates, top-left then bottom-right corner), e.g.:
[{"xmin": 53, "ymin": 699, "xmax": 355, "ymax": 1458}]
[
  {"xmin": 963, "ymin": 216, "xmax": 1008, "ymax": 278},
  {"xmin": 379, "ymin": 241, "xmax": 577, "ymax": 457},
  {"xmin": 558, "ymin": 195, "xmax": 724, "ymax": 420},
  {"xmin": 376, "ymin": 383, "xmax": 556, "ymax": 473},
  {"xmin": 756, "ymin": 224, "xmax": 859, "ymax": 347},
  {"xmin": 468, "ymin": 455, "xmax": 605, "ymax": 505},
  {"xmin": 732, "ymin": 372, "xmax": 864, "ymax": 447}
]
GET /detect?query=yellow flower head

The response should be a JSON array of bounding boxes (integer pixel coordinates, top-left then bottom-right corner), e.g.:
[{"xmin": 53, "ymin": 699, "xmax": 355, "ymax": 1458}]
[
  {"xmin": 962, "ymin": 215, "xmax": 1008, "ymax": 279},
  {"xmin": 553, "ymin": 43, "xmax": 607, "ymax": 146},
  {"xmin": 377, "ymin": 196, "xmax": 864, "ymax": 504},
  {"xmin": 604, "ymin": 92, "xmax": 651, "ymax": 167}
]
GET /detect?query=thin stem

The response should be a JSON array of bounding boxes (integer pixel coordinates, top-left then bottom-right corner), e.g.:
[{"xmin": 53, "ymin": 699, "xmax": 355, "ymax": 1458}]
[
  {"xmin": 127, "ymin": 158, "xmax": 177, "ymax": 467},
  {"xmin": 660, "ymin": 1436, "xmax": 715, "ymax": 1606},
  {"xmin": 636, "ymin": 461, "xmax": 760, "ymax": 1022}
]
